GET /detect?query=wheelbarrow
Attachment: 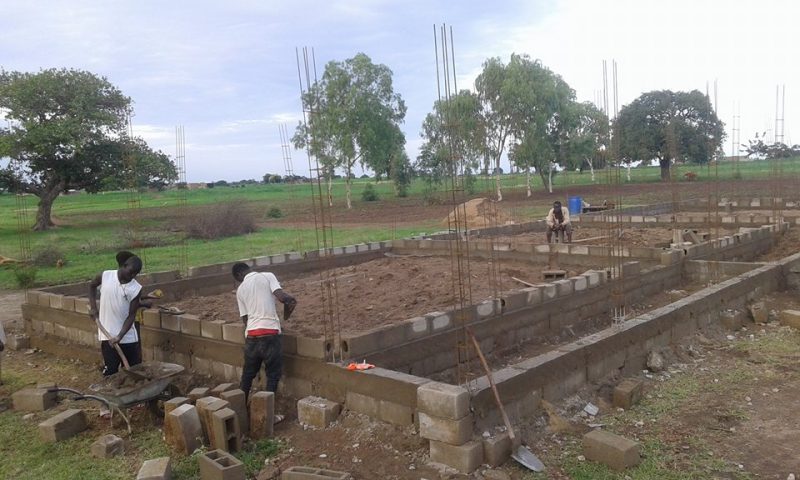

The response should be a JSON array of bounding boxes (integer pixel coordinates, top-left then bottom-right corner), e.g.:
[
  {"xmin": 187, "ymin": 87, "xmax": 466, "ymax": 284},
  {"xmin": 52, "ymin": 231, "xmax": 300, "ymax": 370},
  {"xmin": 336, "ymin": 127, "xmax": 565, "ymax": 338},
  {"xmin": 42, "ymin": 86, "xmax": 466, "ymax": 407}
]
[{"xmin": 50, "ymin": 361, "xmax": 184, "ymax": 433}]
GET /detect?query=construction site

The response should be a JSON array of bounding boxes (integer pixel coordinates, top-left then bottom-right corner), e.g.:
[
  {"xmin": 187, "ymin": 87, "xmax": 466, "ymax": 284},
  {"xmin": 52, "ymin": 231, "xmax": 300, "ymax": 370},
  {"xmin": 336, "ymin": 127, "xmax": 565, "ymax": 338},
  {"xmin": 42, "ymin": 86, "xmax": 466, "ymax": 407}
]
[{"xmin": 2, "ymin": 16, "xmax": 800, "ymax": 480}]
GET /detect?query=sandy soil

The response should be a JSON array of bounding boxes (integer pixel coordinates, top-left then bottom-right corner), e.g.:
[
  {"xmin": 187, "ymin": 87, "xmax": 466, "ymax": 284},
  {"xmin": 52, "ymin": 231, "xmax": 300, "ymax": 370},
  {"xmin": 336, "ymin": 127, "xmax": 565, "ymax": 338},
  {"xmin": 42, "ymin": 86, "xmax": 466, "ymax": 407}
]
[{"xmin": 172, "ymin": 255, "xmax": 605, "ymax": 337}]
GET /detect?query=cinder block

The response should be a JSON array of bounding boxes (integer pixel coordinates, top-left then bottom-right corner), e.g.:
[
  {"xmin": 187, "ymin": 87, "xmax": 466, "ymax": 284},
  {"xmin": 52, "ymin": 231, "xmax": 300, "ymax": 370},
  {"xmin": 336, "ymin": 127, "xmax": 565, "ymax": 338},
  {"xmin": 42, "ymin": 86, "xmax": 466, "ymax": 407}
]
[
  {"xmin": 417, "ymin": 382, "xmax": 469, "ymax": 420},
  {"xmin": 612, "ymin": 379, "xmax": 644, "ymax": 409},
  {"xmin": 210, "ymin": 407, "xmax": 242, "ymax": 453},
  {"xmin": 199, "ymin": 449, "xmax": 245, "ymax": 480},
  {"xmin": 280, "ymin": 466, "xmax": 352, "ymax": 479},
  {"xmin": 161, "ymin": 314, "xmax": 181, "ymax": 332},
  {"xmin": 141, "ymin": 309, "xmax": 161, "ymax": 328},
  {"xmin": 91, "ymin": 434, "xmax": 124, "ymax": 458},
  {"xmin": 164, "ymin": 397, "xmax": 190, "ymax": 416},
  {"xmin": 220, "ymin": 389, "xmax": 249, "ymax": 435},
  {"xmin": 197, "ymin": 396, "xmax": 231, "ymax": 444},
  {"xmin": 38, "ymin": 409, "xmax": 87, "ymax": 442},
  {"xmin": 524, "ymin": 287, "xmax": 542, "ymax": 306},
  {"xmin": 180, "ymin": 314, "xmax": 202, "ymax": 336},
  {"xmin": 60, "ymin": 296, "xmax": 76, "ymax": 311},
  {"xmin": 429, "ymin": 439, "xmax": 483, "ymax": 474},
  {"xmin": 7, "ymin": 333, "xmax": 31, "ymax": 351},
  {"xmin": 378, "ymin": 399, "xmax": 414, "ymax": 426},
  {"xmin": 249, "ymin": 391, "xmax": 275, "ymax": 439},
  {"xmin": 222, "ymin": 323, "xmax": 245, "ymax": 344},
  {"xmin": 540, "ymin": 284, "xmax": 557, "ymax": 301},
  {"xmin": 429, "ymin": 312, "xmax": 451, "ymax": 331},
  {"xmin": 211, "ymin": 383, "xmax": 237, "ymax": 396},
  {"xmin": 780, "ymin": 310, "xmax": 800, "ymax": 329},
  {"xmin": 136, "ymin": 457, "xmax": 172, "ymax": 480},
  {"xmin": 406, "ymin": 316, "xmax": 430, "ymax": 338},
  {"xmin": 553, "ymin": 279, "xmax": 573, "ymax": 297},
  {"xmin": 188, "ymin": 387, "xmax": 211, "ymax": 403},
  {"xmin": 482, "ymin": 432, "xmax": 512, "ymax": 467},
  {"xmin": 295, "ymin": 337, "xmax": 327, "ymax": 359},
  {"xmin": 25, "ymin": 291, "xmax": 39, "ymax": 305},
  {"xmin": 572, "ymin": 276, "xmax": 588, "ymax": 291},
  {"xmin": 297, "ymin": 396, "xmax": 341, "ymax": 428},
  {"xmin": 48, "ymin": 294, "xmax": 63, "ymax": 309},
  {"xmin": 37, "ymin": 292, "xmax": 52, "ymax": 306},
  {"xmin": 345, "ymin": 391, "xmax": 379, "ymax": 418},
  {"xmin": 749, "ymin": 302, "xmax": 768, "ymax": 323},
  {"xmin": 12, "ymin": 388, "xmax": 58, "ymax": 412},
  {"xmin": 418, "ymin": 412, "xmax": 473, "ymax": 445},
  {"xmin": 165, "ymin": 404, "xmax": 203, "ymax": 455},
  {"xmin": 720, "ymin": 310, "xmax": 746, "ymax": 330},
  {"xmin": 583, "ymin": 429, "xmax": 641, "ymax": 471},
  {"xmin": 74, "ymin": 298, "xmax": 91, "ymax": 314},
  {"xmin": 202, "ymin": 320, "xmax": 226, "ymax": 340}
]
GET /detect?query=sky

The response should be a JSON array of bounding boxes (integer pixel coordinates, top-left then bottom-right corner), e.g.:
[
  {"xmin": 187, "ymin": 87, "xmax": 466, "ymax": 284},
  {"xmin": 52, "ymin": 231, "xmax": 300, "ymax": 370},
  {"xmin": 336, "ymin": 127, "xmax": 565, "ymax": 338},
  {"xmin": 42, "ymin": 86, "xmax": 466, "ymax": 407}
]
[{"xmin": 1, "ymin": 0, "xmax": 797, "ymax": 182}]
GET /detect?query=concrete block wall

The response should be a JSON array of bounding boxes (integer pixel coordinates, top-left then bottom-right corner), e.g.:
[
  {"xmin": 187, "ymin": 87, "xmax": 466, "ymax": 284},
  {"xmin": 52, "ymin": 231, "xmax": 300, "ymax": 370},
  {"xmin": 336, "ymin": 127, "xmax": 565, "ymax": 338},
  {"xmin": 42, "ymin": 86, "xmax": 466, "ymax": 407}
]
[{"xmin": 469, "ymin": 258, "xmax": 792, "ymax": 427}]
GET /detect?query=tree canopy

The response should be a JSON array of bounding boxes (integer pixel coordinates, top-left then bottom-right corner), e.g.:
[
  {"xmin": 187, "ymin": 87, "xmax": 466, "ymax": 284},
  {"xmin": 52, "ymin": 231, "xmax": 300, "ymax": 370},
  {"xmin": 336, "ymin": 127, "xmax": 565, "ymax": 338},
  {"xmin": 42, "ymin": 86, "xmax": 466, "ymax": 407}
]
[
  {"xmin": 293, "ymin": 53, "xmax": 407, "ymax": 208},
  {"xmin": 0, "ymin": 68, "xmax": 175, "ymax": 230},
  {"xmin": 614, "ymin": 90, "xmax": 725, "ymax": 181}
]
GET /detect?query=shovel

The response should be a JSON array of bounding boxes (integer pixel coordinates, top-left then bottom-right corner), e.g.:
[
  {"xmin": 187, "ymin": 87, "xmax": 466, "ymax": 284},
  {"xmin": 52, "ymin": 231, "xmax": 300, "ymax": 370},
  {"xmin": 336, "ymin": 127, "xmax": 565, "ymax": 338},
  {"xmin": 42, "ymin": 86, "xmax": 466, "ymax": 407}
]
[
  {"xmin": 93, "ymin": 316, "xmax": 148, "ymax": 381},
  {"xmin": 466, "ymin": 328, "xmax": 545, "ymax": 472}
]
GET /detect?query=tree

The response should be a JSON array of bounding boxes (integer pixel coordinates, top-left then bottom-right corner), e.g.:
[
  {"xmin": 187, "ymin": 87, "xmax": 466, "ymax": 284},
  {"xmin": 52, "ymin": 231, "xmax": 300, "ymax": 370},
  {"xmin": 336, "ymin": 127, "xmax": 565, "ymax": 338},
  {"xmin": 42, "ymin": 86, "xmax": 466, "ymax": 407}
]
[
  {"xmin": 741, "ymin": 132, "xmax": 800, "ymax": 160},
  {"xmin": 614, "ymin": 90, "xmax": 724, "ymax": 181},
  {"xmin": 416, "ymin": 90, "xmax": 484, "ymax": 188},
  {"xmin": 293, "ymin": 53, "xmax": 406, "ymax": 209},
  {"xmin": 0, "ymin": 68, "xmax": 170, "ymax": 230},
  {"xmin": 98, "ymin": 137, "xmax": 177, "ymax": 191},
  {"xmin": 506, "ymin": 59, "xmax": 579, "ymax": 194},
  {"xmin": 570, "ymin": 102, "xmax": 609, "ymax": 182}
]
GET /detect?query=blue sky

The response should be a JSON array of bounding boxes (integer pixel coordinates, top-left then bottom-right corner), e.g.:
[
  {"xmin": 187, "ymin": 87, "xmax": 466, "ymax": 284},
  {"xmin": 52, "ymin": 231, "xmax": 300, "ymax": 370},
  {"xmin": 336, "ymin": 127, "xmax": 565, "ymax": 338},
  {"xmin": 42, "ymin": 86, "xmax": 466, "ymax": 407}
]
[{"xmin": 1, "ymin": 0, "xmax": 797, "ymax": 181}]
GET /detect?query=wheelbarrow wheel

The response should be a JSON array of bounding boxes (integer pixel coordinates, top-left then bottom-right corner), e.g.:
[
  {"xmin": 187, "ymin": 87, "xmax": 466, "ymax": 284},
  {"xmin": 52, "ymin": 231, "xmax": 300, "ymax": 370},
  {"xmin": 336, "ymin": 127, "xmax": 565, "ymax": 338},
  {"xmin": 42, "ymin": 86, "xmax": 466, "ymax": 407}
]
[{"xmin": 147, "ymin": 383, "xmax": 184, "ymax": 423}]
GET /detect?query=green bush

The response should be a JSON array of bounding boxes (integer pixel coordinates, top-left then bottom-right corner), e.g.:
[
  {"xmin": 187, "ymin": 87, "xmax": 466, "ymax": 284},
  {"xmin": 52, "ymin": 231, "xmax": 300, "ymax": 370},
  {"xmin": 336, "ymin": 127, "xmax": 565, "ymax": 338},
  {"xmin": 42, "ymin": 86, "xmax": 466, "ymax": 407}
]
[
  {"xmin": 361, "ymin": 184, "xmax": 379, "ymax": 202},
  {"xmin": 12, "ymin": 264, "xmax": 37, "ymax": 288},
  {"xmin": 266, "ymin": 207, "xmax": 283, "ymax": 219},
  {"xmin": 32, "ymin": 245, "xmax": 65, "ymax": 267},
  {"xmin": 185, "ymin": 202, "xmax": 257, "ymax": 240}
]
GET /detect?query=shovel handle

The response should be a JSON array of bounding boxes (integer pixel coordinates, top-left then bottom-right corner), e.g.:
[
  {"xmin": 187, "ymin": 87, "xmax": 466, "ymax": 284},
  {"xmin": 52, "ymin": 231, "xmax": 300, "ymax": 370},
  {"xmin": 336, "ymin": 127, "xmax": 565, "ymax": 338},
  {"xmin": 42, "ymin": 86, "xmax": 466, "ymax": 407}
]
[
  {"xmin": 466, "ymin": 327, "xmax": 515, "ymax": 441},
  {"xmin": 94, "ymin": 316, "xmax": 131, "ymax": 370}
]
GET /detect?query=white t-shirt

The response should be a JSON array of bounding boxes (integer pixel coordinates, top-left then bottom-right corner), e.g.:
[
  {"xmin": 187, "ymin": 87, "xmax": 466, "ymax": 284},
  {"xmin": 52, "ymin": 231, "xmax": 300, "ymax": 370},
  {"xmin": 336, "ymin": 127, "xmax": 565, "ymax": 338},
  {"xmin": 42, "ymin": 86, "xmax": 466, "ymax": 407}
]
[
  {"xmin": 97, "ymin": 270, "xmax": 142, "ymax": 343},
  {"xmin": 0, "ymin": 320, "xmax": 6, "ymax": 345},
  {"xmin": 236, "ymin": 271, "xmax": 283, "ymax": 334}
]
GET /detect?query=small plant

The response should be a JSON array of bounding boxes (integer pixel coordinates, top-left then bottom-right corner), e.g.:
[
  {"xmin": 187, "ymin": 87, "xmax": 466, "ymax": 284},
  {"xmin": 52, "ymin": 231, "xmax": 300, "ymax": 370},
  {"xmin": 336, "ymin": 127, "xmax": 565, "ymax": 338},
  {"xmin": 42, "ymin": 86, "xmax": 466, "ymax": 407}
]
[
  {"xmin": 266, "ymin": 207, "xmax": 283, "ymax": 219},
  {"xmin": 32, "ymin": 245, "xmax": 65, "ymax": 267},
  {"xmin": 12, "ymin": 264, "xmax": 37, "ymax": 288},
  {"xmin": 361, "ymin": 184, "xmax": 379, "ymax": 202}
]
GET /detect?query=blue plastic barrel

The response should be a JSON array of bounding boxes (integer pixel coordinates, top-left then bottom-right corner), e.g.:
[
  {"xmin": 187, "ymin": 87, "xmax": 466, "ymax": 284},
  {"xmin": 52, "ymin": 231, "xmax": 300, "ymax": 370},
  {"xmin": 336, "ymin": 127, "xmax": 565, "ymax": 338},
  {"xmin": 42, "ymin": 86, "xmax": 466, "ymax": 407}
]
[{"xmin": 568, "ymin": 196, "xmax": 582, "ymax": 215}]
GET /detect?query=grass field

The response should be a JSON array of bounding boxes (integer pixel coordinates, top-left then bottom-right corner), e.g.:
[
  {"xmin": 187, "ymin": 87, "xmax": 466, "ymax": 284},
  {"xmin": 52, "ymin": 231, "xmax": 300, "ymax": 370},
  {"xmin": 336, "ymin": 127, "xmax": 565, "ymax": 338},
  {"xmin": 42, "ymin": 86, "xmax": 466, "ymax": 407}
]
[{"xmin": 1, "ymin": 157, "xmax": 798, "ymax": 289}]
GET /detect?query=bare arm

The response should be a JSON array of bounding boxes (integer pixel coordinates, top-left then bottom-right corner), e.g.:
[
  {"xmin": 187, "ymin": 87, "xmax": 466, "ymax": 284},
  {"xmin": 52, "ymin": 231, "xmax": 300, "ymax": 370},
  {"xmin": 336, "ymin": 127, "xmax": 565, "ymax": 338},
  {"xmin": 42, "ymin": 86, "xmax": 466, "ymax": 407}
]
[
  {"xmin": 274, "ymin": 289, "xmax": 297, "ymax": 321},
  {"xmin": 88, "ymin": 273, "xmax": 102, "ymax": 319}
]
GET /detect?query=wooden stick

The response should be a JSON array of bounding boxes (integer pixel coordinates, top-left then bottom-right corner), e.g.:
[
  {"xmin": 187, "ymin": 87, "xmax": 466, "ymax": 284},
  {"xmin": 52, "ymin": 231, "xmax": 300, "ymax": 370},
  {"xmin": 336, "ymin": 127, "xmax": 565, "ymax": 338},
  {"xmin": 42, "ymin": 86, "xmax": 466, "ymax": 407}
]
[
  {"xmin": 466, "ymin": 327, "xmax": 515, "ymax": 441},
  {"xmin": 94, "ymin": 317, "xmax": 131, "ymax": 369},
  {"xmin": 511, "ymin": 276, "xmax": 536, "ymax": 288},
  {"xmin": 572, "ymin": 235, "xmax": 608, "ymax": 243}
]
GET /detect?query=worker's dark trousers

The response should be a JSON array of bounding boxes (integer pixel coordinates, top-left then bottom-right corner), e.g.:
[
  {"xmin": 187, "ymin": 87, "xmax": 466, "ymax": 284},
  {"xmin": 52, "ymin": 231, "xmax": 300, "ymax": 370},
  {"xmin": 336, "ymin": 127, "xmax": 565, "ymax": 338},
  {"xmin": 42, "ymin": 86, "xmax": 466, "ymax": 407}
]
[
  {"xmin": 240, "ymin": 335, "xmax": 283, "ymax": 399},
  {"xmin": 101, "ymin": 341, "xmax": 142, "ymax": 376}
]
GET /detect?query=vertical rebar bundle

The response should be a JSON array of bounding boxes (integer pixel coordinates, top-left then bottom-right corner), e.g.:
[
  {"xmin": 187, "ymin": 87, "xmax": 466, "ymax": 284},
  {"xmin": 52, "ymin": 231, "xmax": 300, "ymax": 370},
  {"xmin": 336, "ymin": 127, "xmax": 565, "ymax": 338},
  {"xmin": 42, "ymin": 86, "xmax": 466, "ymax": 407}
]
[
  {"xmin": 296, "ymin": 46, "xmax": 342, "ymax": 363},
  {"xmin": 175, "ymin": 125, "xmax": 189, "ymax": 277}
]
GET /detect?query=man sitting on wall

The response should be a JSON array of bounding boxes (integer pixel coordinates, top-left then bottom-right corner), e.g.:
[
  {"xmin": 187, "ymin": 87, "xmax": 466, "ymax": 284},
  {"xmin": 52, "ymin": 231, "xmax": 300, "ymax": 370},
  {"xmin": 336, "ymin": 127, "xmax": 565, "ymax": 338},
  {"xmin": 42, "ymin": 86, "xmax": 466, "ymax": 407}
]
[{"xmin": 546, "ymin": 200, "xmax": 573, "ymax": 243}]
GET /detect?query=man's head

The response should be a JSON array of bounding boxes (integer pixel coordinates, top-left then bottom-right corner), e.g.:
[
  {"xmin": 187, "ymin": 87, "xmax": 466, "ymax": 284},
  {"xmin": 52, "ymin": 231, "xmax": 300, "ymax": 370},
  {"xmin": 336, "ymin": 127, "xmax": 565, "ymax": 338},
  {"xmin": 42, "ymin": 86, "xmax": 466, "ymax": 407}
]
[
  {"xmin": 553, "ymin": 201, "xmax": 562, "ymax": 212},
  {"xmin": 232, "ymin": 262, "xmax": 251, "ymax": 283},
  {"xmin": 119, "ymin": 255, "xmax": 142, "ymax": 283},
  {"xmin": 116, "ymin": 250, "xmax": 134, "ymax": 268}
]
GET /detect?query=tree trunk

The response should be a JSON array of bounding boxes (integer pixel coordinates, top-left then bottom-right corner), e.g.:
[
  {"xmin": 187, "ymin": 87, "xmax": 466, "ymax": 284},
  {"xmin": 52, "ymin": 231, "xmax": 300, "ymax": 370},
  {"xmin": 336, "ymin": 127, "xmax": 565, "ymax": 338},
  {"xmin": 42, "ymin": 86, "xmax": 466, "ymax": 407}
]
[
  {"xmin": 33, "ymin": 181, "xmax": 64, "ymax": 231},
  {"xmin": 626, "ymin": 164, "xmax": 631, "ymax": 182},
  {"xmin": 547, "ymin": 162, "xmax": 554, "ymax": 194},
  {"xmin": 327, "ymin": 174, "xmax": 333, "ymax": 207},
  {"xmin": 495, "ymin": 168, "xmax": 502, "ymax": 202},
  {"xmin": 587, "ymin": 158, "xmax": 595, "ymax": 182},
  {"xmin": 659, "ymin": 158, "xmax": 671, "ymax": 181},
  {"xmin": 525, "ymin": 167, "xmax": 532, "ymax": 197},
  {"xmin": 538, "ymin": 170, "xmax": 548, "ymax": 190},
  {"xmin": 345, "ymin": 167, "xmax": 352, "ymax": 209}
]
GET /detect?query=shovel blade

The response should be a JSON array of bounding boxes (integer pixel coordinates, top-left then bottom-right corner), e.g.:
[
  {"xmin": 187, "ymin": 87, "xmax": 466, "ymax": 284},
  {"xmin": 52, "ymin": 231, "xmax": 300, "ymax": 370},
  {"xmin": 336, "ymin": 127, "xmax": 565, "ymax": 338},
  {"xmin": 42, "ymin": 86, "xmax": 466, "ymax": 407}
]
[{"xmin": 512, "ymin": 445, "xmax": 545, "ymax": 472}]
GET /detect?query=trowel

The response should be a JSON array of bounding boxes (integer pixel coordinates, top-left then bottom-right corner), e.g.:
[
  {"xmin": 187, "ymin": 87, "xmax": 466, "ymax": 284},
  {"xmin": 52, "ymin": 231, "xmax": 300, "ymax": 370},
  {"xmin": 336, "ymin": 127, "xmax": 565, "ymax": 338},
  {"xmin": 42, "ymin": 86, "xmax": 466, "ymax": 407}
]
[{"xmin": 466, "ymin": 328, "xmax": 545, "ymax": 472}]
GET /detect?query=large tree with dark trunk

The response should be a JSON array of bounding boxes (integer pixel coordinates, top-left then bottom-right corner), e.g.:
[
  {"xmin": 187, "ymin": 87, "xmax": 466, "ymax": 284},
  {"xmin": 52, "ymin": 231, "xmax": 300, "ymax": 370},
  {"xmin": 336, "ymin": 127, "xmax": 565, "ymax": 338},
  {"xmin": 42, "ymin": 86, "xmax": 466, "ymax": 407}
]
[
  {"xmin": 0, "ymin": 68, "xmax": 133, "ymax": 230},
  {"xmin": 614, "ymin": 90, "xmax": 724, "ymax": 181}
]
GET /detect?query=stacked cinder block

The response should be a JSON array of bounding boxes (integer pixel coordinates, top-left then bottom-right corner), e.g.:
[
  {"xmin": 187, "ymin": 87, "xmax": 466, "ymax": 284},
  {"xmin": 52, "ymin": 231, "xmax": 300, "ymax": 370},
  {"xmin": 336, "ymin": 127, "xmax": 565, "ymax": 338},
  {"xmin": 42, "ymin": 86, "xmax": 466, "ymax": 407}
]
[{"xmin": 417, "ymin": 382, "xmax": 482, "ymax": 473}]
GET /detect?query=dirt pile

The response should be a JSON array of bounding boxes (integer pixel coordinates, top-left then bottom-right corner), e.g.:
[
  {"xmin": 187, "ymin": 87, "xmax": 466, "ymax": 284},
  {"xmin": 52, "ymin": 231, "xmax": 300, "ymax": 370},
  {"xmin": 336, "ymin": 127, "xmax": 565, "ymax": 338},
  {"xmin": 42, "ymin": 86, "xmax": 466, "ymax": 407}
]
[{"xmin": 441, "ymin": 197, "xmax": 513, "ymax": 229}]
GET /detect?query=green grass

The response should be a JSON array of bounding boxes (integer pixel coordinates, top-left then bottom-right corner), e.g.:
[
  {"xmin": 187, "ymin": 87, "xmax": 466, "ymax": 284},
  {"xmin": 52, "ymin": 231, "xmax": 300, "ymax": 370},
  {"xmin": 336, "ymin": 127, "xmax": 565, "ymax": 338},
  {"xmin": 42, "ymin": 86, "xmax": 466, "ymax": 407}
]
[{"xmin": 2, "ymin": 156, "xmax": 798, "ymax": 289}]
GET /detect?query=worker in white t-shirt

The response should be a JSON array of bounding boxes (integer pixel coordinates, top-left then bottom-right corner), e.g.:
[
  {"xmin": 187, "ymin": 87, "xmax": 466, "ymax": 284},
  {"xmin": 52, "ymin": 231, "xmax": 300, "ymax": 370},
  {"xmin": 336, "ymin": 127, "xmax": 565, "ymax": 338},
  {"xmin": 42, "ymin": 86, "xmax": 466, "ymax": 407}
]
[
  {"xmin": 88, "ymin": 255, "xmax": 143, "ymax": 376},
  {"xmin": 232, "ymin": 262, "xmax": 297, "ymax": 402}
]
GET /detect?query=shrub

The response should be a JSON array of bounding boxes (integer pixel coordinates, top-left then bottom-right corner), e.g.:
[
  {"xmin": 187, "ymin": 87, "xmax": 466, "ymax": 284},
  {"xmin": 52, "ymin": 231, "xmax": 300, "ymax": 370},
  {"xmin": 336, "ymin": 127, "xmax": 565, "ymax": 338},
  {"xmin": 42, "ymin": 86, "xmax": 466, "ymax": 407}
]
[
  {"xmin": 32, "ymin": 245, "xmax": 65, "ymax": 267},
  {"xmin": 361, "ymin": 184, "xmax": 379, "ymax": 202},
  {"xmin": 12, "ymin": 264, "xmax": 37, "ymax": 288},
  {"xmin": 266, "ymin": 207, "xmax": 283, "ymax": 219},
  {"xmin": 185, "ymin": 202, "xmax": 257, "ymax": 239}
]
